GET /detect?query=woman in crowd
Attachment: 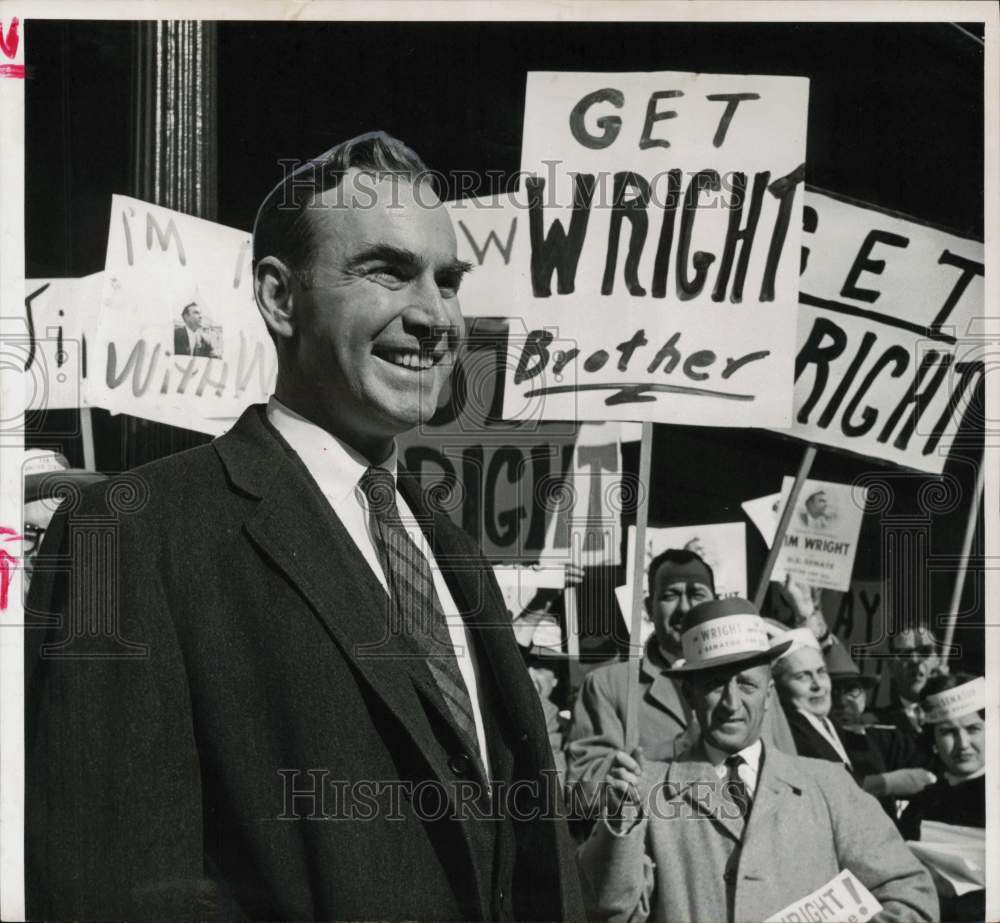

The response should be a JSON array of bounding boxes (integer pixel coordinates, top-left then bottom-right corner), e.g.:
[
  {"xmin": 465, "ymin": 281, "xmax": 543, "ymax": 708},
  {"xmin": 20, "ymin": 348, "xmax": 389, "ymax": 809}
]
[
  {"xmin": 899, "ymin": 673, "xmax": 985, "ymax": 922},
  {"xmin": 900, "ymin": 672, "xmax": 986, "ymax": 832},
  {"xmin": 770, "ymin": 628, "xmax": 935, "ymax": 820}
]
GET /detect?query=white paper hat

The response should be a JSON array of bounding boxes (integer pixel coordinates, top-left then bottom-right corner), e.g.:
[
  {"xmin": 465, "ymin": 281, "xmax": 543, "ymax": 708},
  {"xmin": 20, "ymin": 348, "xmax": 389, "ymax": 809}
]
[{"xmin": 921, "ymin": 676, "xmax": 985, "ymax": 724}]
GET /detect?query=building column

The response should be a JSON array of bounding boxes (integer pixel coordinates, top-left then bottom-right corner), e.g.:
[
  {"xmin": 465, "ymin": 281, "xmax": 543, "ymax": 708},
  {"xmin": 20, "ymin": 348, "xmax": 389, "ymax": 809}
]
[{"xmin": 126, "ymin": 20, "xmax": 218, "ymax": 466}]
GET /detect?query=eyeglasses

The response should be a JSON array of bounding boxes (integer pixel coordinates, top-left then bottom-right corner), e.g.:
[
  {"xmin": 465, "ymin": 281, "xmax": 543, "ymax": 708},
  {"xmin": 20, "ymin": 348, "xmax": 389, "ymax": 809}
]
[
  {"xmin": 832, "ymin": 685, "xmax": 866, "ymax": 699},
  {"xmin": 891, "ymin": 646, "xmax": 937, "ymax": 661},
  {"xmin": 21, "ymin": 523, "xmax": 46, "ymax": 555}
]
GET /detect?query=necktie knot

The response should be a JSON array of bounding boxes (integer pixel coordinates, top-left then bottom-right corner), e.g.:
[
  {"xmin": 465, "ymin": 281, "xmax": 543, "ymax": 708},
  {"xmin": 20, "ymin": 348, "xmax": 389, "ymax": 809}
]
[
  {"xmin": 723, "ymin": 754, "xmax": 751, "ymax": 820},
  {"xmin": 360, "ymin": 467, "xmax": 398, "ymax": 521}
]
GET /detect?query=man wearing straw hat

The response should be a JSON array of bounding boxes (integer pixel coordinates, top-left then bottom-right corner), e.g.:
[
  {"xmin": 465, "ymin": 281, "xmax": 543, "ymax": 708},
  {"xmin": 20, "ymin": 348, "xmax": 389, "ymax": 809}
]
[
  {"xmin": 578, "ymin": 597, "xmax": 938, "ymax": 923},
  {"xmin": 566, "ymin": 550, "xmax": 796, "ymax": 816}
]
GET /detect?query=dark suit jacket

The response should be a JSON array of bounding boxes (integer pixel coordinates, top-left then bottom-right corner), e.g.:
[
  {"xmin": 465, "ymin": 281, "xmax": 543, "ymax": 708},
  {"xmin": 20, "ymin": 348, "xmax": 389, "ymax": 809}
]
[
  {"xmin": 783, "ymin": 706, "xmax": 918, "ymax": 820},
  {"xmin": 25, "ymin": 405, "xmax": 584, "ymax": 922},
  {"xmin": 874, "ymin": 701, "xmax": 935, "ymax": 768},
  {"xmin": 174, "ymin": 324, "xmax": 217, "ymax": 357}
]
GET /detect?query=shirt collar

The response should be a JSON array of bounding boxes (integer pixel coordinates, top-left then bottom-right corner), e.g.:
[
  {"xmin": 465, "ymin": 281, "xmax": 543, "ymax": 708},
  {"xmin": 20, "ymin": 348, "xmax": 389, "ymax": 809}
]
[
  {"xmin": 703, "ymin": 737, "xmax": 762, "ymax": 774},
  {"xmin": 266, "ymin": 396, "xmax": 398, "ymax": 504},
  {"xmin": 797, "ymin": 705, "xmax": 832, "ymax": 728}
]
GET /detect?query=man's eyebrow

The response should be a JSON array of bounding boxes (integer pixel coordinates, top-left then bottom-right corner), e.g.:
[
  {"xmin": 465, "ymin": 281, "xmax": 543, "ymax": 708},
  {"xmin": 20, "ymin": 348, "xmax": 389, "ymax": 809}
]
[
  {"xmin": 347, "ymin": 244, "xmax": 424, "ymax": 270},
  {"xmin": 346, "ymin": 245, "xmax": 472, "ymax": 279},
  {"xmin": 446, "ymin": 258, "xmax": 474, "ymax": 275}
]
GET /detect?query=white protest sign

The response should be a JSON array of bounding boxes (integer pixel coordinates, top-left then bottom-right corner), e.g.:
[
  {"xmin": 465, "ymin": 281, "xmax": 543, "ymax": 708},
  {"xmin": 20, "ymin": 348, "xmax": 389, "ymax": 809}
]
[
  {"xmin": 773, "ymin": 478, "xmax": 867, "ymax": 592},
  {"xmin": 614, "ymin": 584, "xmax": 656, "ymax": 645},
  {"xmin": 24, "ymin": 273, "xmax": 103, "ymax": 410},
  {"xmin": 396, "ymin": 320, "xmax": 620, "ymax": 564},
  {"xmin": 447, "ymin": 194, "xmax": 526, "ymax": 317},
  {"xmin": 542, "ymin": 422, "xmax": 623, "ymax": 566},
  {"xmin": 504, "ymin": 71, "xmax": 808, "ymax": 426},
  {"xmin": 493, "ymin": 564, "xmax": 566, "ymax": 618},
  {"xmin": 907, "ymin": 822, "xmax": 985, "ymax": 898},
  {"xmin": 85, "ymin": 196, "xmax": 277, "ymax": 434},
  {"xmin": 741, "ymin": 491, "xmax": 783, "ymax": 547},
  {"xmin": 784, "ymin": 190, "xmax": 984, "ymax": 474},
  {"xmin": 764, "ymin": 869, "xmax": 882, "ymax": 923},
  {"xmin": 627, "ymin": 522, "xmax": 747, "ymax": 598}
]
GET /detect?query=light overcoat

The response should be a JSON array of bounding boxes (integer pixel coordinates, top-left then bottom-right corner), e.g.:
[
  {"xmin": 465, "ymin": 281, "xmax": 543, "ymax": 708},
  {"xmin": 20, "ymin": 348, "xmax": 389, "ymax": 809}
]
[
  {"xmin": 566, "ymin": 645, "xmax": 798, "ymax": 812},
  {"xmin": 578, "ymin": 744, "xmax": 938, "ymax": 923}
]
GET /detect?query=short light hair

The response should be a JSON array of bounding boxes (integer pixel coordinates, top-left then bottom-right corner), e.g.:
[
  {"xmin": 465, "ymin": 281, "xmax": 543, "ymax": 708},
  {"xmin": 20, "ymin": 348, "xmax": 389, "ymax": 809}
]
[
  {"xmin": 252, "ymin": 131, "xmax": 429, "ymax": 284},
  {"xmin": 772, "ymin": 643, "xmax": 824, "ymax": 685}
]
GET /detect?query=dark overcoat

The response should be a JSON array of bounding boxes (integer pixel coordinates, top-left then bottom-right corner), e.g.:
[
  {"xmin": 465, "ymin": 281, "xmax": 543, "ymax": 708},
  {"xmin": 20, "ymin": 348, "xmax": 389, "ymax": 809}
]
[{"xmin": 26, "ymin": 405, "xmax": 584, "ymax": 922}]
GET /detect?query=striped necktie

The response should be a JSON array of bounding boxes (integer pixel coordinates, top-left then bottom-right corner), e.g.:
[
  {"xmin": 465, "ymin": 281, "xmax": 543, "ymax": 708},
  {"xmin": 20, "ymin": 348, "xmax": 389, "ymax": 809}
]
[{"xmin": 359, "ymin": 467, "xmax": 480, "ymax": 754}]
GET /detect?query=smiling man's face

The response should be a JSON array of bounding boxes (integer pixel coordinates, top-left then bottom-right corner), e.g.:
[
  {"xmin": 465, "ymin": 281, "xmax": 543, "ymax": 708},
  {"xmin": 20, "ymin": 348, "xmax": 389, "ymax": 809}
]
[{"xmin": 288, "ymin": 171, "xmax": 467, "ymax": 460}]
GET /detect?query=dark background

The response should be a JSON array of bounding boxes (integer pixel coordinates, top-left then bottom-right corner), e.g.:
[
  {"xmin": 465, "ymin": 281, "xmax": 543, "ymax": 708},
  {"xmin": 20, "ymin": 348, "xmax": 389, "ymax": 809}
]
[{"xmin": 24, "ymin": 20, "xmax": 987, "ymax": 671}]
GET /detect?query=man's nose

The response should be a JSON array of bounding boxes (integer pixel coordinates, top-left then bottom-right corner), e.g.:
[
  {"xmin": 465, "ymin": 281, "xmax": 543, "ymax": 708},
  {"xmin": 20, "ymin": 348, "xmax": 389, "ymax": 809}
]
[
  {"xmin": 955, "ymin": 727, "xmax": 971, "ymax": 749},
  {"xmin": 404, "ymin": 278, "xmax": 459, "ymax": 343},
  {"xmin": 720, "ymin": 677, "xmax": 740, "ymax": 711},
  {"xmin": 407, "ymin": 273, "xmax": 450, "ymax": 320}
]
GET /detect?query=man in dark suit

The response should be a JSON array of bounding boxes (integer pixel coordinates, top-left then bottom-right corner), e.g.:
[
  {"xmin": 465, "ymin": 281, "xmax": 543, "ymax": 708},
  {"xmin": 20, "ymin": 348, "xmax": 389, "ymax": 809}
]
[
  {"xmin": 874, "ymin": 624, "xmax": 942, "ymax": 766},
  {"xmin": 26, "ymin": 133, "xmax": 584, "ymax": 921},
  {"xmin": 173, "ymin": 300, "xmax": 220, "ymax": 357}
]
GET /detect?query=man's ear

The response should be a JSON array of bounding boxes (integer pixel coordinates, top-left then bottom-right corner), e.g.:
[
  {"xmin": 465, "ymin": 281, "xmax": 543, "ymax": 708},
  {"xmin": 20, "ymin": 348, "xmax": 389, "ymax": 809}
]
[
  {"xmin": 254, "ymin": 256, "xmax": 297, "ymax": 341},
  {"xmin": 765, "ymin": 677, "xmax": 774, "ymax": 712},
  {"xmin": 643, "ymin": 595, "xmax": 651, "ymax": 617}
]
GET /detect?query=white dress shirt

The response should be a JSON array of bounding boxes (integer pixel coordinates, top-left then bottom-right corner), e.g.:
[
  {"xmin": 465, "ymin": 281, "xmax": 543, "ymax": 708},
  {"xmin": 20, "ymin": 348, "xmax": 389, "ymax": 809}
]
[
  {"xmin": 704, "ymin": 737, "xmax": 763, "ymax": 797},
  {"xmin": 899, "ymin": 697, "xmax": 923, "ymax": 732},
  {"xmin": 266, "ymin": 396, "xmax": 492, "ymax": 776}
]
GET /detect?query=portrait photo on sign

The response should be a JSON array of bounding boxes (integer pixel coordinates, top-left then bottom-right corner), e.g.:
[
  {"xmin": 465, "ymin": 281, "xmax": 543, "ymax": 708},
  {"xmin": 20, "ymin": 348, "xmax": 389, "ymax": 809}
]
[{"xmin": 173, "ymin": 295, "xmax": 222, "ymax": 359}]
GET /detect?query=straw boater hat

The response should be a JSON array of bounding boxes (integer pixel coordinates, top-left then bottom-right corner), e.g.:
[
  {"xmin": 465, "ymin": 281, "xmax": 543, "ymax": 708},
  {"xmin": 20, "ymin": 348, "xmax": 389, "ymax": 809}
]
[
  {"xmin": 664, "ymin": 597, "xmax": 792, "ymax": 675},
  {"xmin": 921, "ymin": 676, "xmax": 985, "ymax": 725}
]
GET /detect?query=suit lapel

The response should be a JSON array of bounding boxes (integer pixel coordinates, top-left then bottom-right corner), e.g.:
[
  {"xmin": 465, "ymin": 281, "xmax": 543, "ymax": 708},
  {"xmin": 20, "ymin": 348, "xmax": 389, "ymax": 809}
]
[
  {"xmin": 788, "ymin": 709, "xmax": 845, "ymax": 764},
  {"xmin": 668, "ymin": 744, "xmax": 745, "ymax": 844},
  {"xmin": 214, "ymin": 409, "xmax": 460, "ymax": 790},
  {"xmin": 399, "ymin": 472, "xmax": 540, "ymax": 784},
  {"xmin": 642, "ymin": 658, "xmax": 690, "ymax": 728},
  {"xmin": 744, "ymin": 745, "xmax": 804, "ymax": 836}
]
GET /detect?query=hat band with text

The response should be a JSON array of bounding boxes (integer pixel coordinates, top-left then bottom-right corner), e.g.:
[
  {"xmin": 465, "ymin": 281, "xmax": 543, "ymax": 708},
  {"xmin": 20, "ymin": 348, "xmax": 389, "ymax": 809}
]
[
  {"xmin": 921, "ymin": 677, "xmax": 985, "ymax": 724},
  {"xmin": 681, "ymin": 613, "xmax": 770, "ymax": 665}
]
